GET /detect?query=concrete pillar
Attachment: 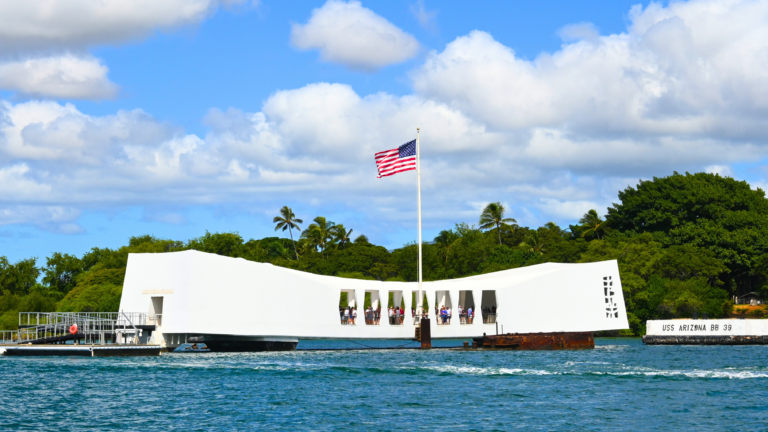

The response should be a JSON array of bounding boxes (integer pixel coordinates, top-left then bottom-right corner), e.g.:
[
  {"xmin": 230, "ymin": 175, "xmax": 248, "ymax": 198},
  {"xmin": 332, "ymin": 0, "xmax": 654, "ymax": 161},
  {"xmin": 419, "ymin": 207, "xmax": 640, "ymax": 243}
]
[
  {"xmin": 425, "ymin": 288, "xmax": 436, "ymax": 322},
  {"xmin": 355, "ymin": 288, "xmax": 366, "ymax": 325},
  {"xmin": 473, "ymin": 289, "xmax": 483, "ymax": 326},
  {"xmin": 371, "ymin": 290, "xmax": 380, "ymax": 309},
  {"xmin": 450, "ymin": 288, "xmax": 460, "ymax": 327},
  {"xmin": 404, "ymin": 289, "xmax": 413, "ymax": 328}
]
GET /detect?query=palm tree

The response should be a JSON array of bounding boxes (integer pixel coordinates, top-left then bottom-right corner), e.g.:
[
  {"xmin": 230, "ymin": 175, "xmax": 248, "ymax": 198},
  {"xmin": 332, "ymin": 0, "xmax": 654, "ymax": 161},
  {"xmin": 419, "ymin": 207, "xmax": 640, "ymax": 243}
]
[
  {"xmin": 479, "ymin": 202, "xmax": 517, "ymax": 245},
  {"xmin": 301, "ymin": 216, "xmax": 335, "ymax": 258},
  {"xmin": 519, "ymin": 230, "xmax": 546, "ymax": 255},
  {"xmin": 332, "ymin": 224, "xmax": 354, "ymax": 249},
  {"xmin": 579, "ymin": 209, "xmax": 610, "ymax": 239},
  {"xmin": 267, "ymin": 241, "xmax": 292, "ymax": 260},
  {"xmin": 296, "ymin": 238, "xmax": 315, "ymax": 257},
  {"xmin": 273, "ymin": 206, "xmax": 303, "ymax": 259}
]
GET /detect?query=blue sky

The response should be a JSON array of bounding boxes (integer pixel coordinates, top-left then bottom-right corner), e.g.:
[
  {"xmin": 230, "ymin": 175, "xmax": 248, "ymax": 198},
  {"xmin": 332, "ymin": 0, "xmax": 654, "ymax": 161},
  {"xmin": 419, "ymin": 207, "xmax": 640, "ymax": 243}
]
[
  {"xmin": 1, "ymin": 0, "xmax": 767, "ymax": 264},
  {"xmin": 77, "ymin": 0, "xmax": 648, "ymax": 134}
]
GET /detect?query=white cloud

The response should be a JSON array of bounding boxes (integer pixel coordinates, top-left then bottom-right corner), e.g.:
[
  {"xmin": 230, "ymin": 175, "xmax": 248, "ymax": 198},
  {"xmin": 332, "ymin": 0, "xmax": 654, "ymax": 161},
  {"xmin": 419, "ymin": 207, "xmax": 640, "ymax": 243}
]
[
  {"xmin": 0, "ymin": 205, "xmax": 82, "ymax": 233},
  {"xmin": 291, "ymin": 0, "xmax": 420, "ymax": 71},
  {"xmin": 0, "ymin": 164, "xmax": 51, "ymax": 200},
  {"xmin": 413, "ymin": 0, "xmax": 768, "ymax": 139},
  {"xmin": 0, "ymin": 0, "xmax": 239, "ymax": 100},
  {"xmin": 0, "ymin": 0, "xmax": 236, "ymax": 51},
  {"xmin": 705, "ymin": 165, "xmax": 734, "ymax": 177},
  {"xmin": 0, "ymin": 55, "xmax": 118, "ymax": 100},
  {"xmin": 2, "ymin": 0, "xmax": 768, "ymax": 239},
  {"xmin": 410, "ymin": 0, "xmax": 438, "ymax": 33},
  {"xmin": 557, "ymin": 22, "xmax": 599, "ymax": 43}
]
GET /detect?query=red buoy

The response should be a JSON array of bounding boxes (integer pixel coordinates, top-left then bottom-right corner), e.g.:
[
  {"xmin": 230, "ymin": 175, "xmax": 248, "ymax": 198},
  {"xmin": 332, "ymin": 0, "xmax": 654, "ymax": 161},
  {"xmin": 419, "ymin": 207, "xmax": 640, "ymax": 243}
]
[{"xmin": 69, "ymin": 324, "xmax": 78, "ymax": 335}]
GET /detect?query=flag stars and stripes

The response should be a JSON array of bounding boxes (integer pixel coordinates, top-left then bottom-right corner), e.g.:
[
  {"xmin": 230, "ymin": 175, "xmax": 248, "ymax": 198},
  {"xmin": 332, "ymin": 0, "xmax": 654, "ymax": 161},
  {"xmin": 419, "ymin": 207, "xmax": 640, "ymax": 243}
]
[{"xmin": 375, "ymin": 139, "xmax": 416, "ymax": 178}]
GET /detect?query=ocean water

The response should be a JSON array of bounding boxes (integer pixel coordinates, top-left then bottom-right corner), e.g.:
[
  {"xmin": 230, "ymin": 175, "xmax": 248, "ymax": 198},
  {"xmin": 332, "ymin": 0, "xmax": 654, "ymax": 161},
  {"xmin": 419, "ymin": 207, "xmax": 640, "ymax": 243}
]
[{"xmin": 1, "ymin": 338, "xmax": 767, "ymax": 431}]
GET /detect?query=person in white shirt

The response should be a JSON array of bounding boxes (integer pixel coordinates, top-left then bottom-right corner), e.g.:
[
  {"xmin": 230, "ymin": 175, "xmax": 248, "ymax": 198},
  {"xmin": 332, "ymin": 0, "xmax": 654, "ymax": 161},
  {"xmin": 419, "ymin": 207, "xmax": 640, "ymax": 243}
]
[
  {"xmin": 351, "ymin": 308, "xmax": 357, "ymax": 325},
  {"xmin": 458, "ymin": 305, "xmax": 464, "ymax": 324},
  {"xmin": 388, "ymin": 307, "xmax": 394, "ymax": 324},
  {"xmin": 447, "ymin": 307, "xmax": 452, "ymax": 324},
  {"xmin": 343, "ymin": 307, "xmax": 350, "ymax": 324}
]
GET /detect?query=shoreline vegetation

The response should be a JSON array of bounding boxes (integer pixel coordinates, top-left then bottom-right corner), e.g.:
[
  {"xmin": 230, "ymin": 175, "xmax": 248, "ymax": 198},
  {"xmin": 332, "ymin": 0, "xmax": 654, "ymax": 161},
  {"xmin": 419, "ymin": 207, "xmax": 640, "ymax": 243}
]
[{"xmin": 2, "ymin": 172, "xmax": 768, "ymax": 336}]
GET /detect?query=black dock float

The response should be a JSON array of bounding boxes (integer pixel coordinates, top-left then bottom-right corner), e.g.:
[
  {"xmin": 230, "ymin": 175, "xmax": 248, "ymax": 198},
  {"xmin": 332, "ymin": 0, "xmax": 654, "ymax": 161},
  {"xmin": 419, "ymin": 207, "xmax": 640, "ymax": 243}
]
[{"xmin": 2, "ymin": 345, "xmax": 161, "ymax": 357}]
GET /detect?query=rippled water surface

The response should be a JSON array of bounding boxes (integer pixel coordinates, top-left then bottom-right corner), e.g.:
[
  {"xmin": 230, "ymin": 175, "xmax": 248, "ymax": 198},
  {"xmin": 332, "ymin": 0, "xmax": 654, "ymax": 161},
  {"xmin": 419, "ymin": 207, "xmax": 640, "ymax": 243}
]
[{"xmin": 1, "ymin": 338, "xmax": 767, "ymax": 431}]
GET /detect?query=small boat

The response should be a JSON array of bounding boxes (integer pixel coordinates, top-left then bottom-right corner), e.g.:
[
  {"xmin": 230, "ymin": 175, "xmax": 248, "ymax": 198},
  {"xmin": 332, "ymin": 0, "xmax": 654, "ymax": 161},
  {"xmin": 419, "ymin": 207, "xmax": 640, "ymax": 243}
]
[{"xmin": 173, "ymin": 343, "xmax": 210, "ymax": 353}]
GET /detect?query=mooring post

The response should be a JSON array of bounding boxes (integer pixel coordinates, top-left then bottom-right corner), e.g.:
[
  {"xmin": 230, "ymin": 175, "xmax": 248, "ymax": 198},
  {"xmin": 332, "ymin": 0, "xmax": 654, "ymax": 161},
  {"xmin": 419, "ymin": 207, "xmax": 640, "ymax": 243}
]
[{"xmin": 420, "ymin": 318, "xmax": 431, "ymax": 349}]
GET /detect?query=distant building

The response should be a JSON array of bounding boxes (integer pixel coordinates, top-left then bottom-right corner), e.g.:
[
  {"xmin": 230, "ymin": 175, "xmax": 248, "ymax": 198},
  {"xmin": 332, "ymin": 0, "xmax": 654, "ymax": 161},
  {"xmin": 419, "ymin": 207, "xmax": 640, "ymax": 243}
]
[{"xmin": 735, "ymin": 292, "xmax": 763, "ymax": 306}]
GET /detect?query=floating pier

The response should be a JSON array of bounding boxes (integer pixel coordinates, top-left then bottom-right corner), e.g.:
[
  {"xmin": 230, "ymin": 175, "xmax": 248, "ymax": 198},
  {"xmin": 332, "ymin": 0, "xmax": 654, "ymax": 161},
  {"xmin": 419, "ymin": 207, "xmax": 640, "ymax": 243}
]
[{"xmin": 2, "ymin": 345, "xmax": 161, "ymax": 357}]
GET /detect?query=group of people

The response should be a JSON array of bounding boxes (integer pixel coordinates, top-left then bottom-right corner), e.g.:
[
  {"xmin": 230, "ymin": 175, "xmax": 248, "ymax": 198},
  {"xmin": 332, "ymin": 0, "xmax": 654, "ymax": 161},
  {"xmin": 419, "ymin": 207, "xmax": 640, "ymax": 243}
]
[
  {"xmin": 435, "ymin": 305, "xmax": 453, "ymax": 325},
  {"xmin": 341, "ymin": 304, "xmax": 492, "ymax": 325},
  {"xmin": 339, "ymin": 306, "xmax": 404, "ymax": 325},
  {"xmin": 432, "ymin": 305, "xmax": 483, "ymax": 324},
  {"xmin": 340, "ymin": 306, "xmax": 358, "ymax": 325}
]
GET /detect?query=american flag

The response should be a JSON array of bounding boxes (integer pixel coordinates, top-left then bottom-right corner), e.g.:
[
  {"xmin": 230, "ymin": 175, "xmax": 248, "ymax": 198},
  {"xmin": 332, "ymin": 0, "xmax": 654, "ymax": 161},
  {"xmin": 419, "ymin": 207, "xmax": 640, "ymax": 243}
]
[{"xmin": 375, "ymin": 139, "xmax": 416, "ymax": 178}]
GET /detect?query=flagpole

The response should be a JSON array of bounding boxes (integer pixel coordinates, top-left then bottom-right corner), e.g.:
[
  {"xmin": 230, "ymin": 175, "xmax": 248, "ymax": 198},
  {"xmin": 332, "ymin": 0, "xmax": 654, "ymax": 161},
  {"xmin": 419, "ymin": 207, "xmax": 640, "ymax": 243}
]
[{"xmin": 416, "ymin": 128, "xmax": 423, "ymax": 322}]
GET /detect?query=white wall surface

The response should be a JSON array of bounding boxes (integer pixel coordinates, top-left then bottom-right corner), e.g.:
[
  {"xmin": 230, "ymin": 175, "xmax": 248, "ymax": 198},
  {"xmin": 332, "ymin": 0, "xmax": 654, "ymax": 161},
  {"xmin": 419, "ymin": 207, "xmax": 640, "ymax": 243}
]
[
  {"xmin": 119, "ymin": 250, "xmax": 629, "ymax": 339},
  {"xmin": 646, "ymin": 319, "xmax": 768, "ymax": 336}
]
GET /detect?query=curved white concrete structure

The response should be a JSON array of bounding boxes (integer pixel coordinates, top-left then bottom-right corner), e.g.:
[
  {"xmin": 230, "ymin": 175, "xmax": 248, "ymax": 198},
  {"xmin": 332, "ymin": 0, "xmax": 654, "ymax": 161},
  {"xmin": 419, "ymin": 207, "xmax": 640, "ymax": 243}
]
[{"xmin": 119, "ymin": 250, "xmax": 628, "ymax": 350}]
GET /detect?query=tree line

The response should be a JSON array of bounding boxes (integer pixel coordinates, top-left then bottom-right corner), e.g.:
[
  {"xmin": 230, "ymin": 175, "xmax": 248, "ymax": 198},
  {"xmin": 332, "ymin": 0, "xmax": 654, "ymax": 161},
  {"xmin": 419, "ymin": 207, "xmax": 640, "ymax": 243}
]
[{"xmin": 1, "ymin": 171, "xmax": 767, "ymax": 334}]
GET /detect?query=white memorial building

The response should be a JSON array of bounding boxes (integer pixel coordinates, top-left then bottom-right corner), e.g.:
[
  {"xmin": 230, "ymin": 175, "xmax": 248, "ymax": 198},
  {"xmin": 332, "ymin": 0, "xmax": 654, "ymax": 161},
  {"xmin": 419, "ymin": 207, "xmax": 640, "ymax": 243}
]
[{"xmin": 118, "ymin": 250, "xmax": 629, "ymax": 351}]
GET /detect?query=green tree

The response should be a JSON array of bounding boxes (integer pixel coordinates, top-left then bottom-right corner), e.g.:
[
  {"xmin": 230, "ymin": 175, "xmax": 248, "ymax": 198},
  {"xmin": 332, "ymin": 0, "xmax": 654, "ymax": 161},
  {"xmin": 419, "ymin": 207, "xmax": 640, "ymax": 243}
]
[
  {"xmin": 607, "ymin": 172, "xmax": 768, "ymax": 294},
  {"xmin": 301, "ymin": 216, "xmax": 335, "ymax": 258},
  {"xmin": 42, "ymin": 252, "xmax": 83, "ymax": 294},
  {"xmin": 544, "ymin": 221, "xmax": 569, "ymax": 238},
  {"xmin": 332, "ymin": 224, "xmax": 354, "ymax": 249},
  {"xmin": 434, "ymin": 229, "xmax": 461, "ymax": 263},
  {"xmin": 187, "ymin": 231, "xmax": 245, "ymax": 257},
  {"xmin": 579, "ymin": 209, "xmax": 610, "ymax": 239},
  {"xmin": 0, "ymin": 257, "xmax": 40, "ymax": 296},
  {"xmin": 273, "ymin": 206, "xmax": 303, "ymax": 259},
  {"xmin": 479, "ymin": 202, "xmax": 517, "ymax": 245},
  {"xmin": 519, "ymin": 230, "xmax": 546, "ymax": 255}
]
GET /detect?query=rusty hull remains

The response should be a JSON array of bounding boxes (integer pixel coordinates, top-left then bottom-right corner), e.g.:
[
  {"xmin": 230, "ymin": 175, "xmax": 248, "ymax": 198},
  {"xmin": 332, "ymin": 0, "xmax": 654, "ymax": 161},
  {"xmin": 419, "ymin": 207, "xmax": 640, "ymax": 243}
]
[{"xmin": 471, "ymin": 332, "xmax": 595, "ymax": 350}]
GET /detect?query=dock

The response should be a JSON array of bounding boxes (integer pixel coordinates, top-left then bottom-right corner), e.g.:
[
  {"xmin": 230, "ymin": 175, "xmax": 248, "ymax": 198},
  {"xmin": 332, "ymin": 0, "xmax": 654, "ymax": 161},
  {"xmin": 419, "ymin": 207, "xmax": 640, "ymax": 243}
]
[
  {"xmin": 1, "ymin": 311, "xmax": 161, "ymax": 357},
  {"xmin": 1, "ymin": 345, "xmax": 161, "ymax": 357}
]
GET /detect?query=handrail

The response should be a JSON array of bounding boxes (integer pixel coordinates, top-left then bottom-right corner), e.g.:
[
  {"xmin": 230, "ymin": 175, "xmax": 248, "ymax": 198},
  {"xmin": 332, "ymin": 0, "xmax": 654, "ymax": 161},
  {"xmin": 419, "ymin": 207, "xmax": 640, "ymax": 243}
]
[{"xmin": 14, "ymin": 311, "xmax": 151, "ymax": 346}]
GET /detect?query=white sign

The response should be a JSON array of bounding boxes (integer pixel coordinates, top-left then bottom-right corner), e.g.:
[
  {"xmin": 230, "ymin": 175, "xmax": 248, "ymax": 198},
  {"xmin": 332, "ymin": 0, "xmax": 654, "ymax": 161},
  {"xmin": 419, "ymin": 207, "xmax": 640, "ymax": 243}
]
[{"xmin": 646, "ymin": 319, "xmax": 768, "ymax": 336}]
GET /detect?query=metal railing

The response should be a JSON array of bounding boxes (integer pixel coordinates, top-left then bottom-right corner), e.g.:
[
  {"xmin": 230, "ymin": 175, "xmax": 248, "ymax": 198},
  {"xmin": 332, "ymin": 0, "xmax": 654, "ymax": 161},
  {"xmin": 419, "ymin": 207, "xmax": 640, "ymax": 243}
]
[
  {"xmin": 20, "ymin": 312, "xmax": 147, "ymax": 328},
  {"xmin": 0, "ymin": 331, "xmax": 19, "ymax": 344},
  {"xmin": 15, "ymin": 311, "xmax": 151, "ymax": 345}
]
